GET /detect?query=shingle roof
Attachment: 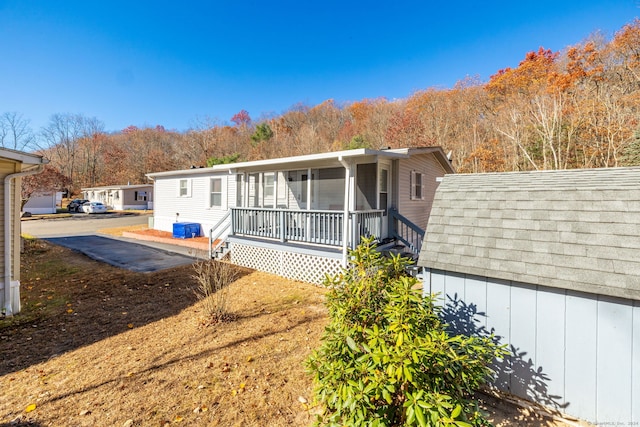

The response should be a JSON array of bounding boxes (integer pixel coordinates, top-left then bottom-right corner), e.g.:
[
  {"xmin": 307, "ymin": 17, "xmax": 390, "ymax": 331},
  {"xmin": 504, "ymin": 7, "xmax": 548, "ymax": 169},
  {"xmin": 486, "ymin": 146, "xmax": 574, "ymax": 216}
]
[{"xmin": 417, "ymin": 167, "xmax": 640, "ymax": 301}]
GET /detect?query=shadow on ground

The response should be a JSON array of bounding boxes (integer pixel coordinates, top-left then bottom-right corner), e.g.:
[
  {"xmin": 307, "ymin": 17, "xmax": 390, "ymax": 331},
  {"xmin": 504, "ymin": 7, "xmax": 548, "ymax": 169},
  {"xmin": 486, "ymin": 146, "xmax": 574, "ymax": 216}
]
[{"xmin": 0, "ymin": 240, "xmax": 250, "ymax": 376}]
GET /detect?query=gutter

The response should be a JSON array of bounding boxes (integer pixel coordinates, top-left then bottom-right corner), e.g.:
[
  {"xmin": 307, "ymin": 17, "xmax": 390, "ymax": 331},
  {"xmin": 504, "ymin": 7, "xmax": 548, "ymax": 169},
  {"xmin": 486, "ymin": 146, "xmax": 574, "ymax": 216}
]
[{"xmin": 3, "ymin": 163, "xmax": 45, "ymax": 316}]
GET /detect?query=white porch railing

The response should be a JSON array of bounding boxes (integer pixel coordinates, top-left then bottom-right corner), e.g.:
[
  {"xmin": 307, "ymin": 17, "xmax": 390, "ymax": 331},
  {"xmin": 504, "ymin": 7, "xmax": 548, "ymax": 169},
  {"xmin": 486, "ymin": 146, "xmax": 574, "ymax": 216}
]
[{"xmin": 230, "ymin": 207, "xmax": 383, "ymax": 248}]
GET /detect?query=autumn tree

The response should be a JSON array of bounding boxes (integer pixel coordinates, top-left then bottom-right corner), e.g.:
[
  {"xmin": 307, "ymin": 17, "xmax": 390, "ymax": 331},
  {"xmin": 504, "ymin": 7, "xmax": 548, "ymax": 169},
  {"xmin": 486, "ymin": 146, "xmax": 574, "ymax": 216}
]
[
  {"xmin": 109, "ymin": 126, "xmax": 182, "ymax": 184},
  {"xmin": 231, "ymin": 109, "xmax": 251, "ymax": 127},
  {"xmin": 340, "ymin": 98, "xmax": 391, "ymax": 149}
]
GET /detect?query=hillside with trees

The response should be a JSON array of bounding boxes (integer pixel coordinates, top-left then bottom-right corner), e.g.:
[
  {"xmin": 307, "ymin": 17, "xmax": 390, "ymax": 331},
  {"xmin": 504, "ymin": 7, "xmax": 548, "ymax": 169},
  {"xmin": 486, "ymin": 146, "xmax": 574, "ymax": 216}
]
[{"xmin": 2, "ymin": 19, "xmax": 639, "ymax": 193}]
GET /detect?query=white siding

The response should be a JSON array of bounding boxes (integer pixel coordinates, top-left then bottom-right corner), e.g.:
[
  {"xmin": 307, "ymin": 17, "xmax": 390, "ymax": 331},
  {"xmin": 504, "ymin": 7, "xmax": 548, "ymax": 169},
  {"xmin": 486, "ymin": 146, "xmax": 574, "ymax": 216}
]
[
  {"xmin": 397, "ymin": 153, "xmax": 447, "ymax": 230},
  {"xmin": 422, "ymin": 269, "xmax": 640, "ymax": 425},
  {"xmin": 153, "ymin": 172, "xmax": 235, "ymax": 235},
  {"xmin": 23, "ymin": 193, "xmax": 56, "ymax": 214}
]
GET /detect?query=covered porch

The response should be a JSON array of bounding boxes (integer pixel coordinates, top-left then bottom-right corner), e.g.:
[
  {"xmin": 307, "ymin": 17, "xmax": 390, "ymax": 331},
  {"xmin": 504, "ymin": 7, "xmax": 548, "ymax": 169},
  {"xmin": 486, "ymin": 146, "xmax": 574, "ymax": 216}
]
[{"xmin": 224, "ymin": 150, "xmax": 399, "ymax": 266}]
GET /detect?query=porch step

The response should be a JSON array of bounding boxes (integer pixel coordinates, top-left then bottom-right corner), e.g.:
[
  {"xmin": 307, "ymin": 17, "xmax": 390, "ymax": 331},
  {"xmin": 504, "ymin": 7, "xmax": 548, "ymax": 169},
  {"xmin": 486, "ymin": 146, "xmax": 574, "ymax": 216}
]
[
  {"xmin": 380, "ymin": 243, "xmax": 418, "ymax": 262},
  {"xmin": 213, "ymin": 240, "xmax": 231, "ymax": 260}
]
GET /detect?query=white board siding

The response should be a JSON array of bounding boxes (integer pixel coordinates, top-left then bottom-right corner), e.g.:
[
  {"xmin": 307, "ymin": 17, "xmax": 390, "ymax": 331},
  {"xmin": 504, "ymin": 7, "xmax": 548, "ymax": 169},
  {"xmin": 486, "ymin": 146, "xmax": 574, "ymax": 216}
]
[
  {"xmin": 422, "ymin": 268, "xmax": 640, "ymax": 425},
  {"xmin": 153, "ymin": 173, "xmax": 235, "ymax": 235},
  {"xmin": 397, "ymin": 154, "xmax": 446, "ymax": 230},
  {"xmin": 23, "ymin": 193, "xmax": 56, "ymax": 214}
]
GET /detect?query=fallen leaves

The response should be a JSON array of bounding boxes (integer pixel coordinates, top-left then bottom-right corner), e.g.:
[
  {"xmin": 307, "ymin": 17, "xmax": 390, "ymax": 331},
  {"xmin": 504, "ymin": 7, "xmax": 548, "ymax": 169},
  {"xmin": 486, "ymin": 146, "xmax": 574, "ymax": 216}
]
[
  {"xmin": 25, "ymin": 403, "xmax": 36, "ymax": 413},
  {"xmin": 193, "ymin": 405, "xmax": 208, "ymax": 413}
]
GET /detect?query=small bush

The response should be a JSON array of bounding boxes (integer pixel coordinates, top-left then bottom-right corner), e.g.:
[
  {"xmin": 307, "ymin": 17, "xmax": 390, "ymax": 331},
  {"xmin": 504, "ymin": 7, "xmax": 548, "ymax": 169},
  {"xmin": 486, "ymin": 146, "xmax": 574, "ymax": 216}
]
[
  {"xmin": 306, "ymin": 237, "xmax": 506, "ymax": 426},
  {"xmin": 192, "ymin": 258, "xmax": 238, "ymax": 323}
]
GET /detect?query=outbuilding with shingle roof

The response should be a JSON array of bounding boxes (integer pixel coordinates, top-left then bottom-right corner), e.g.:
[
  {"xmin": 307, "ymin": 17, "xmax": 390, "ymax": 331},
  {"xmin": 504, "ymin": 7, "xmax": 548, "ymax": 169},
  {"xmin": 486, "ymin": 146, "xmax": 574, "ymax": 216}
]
[{"xmin": 417, "ymin": 167, "xmax": 640, "ymax": 426}]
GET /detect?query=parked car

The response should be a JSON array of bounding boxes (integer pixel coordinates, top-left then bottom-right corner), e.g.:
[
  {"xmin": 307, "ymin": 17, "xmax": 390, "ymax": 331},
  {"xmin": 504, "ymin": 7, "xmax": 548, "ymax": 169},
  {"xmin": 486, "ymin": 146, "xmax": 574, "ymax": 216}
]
[
  {"xmin": 67, "ymin": 199, "xmax": 89, "ymax": 212},
  {"xmin": 82, "ymin": 201, "xmax": 108, "ymax": 214}
]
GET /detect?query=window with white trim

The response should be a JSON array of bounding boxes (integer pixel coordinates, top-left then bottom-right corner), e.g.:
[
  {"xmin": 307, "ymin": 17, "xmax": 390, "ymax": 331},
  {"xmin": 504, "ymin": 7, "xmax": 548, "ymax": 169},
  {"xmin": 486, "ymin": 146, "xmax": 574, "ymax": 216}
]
[
  {"xmin": 210, "ymin": 178, "xmax": 222, "ymax": 207},
  {"xmin": 263, "ymin": 173, "xmax": 274, "ymax": 198},
  {"xmin": 410, "ymin": 171, "xmax": 424, "ymax": 200},
  {"xmin": 135, "ymin": 191, "xmax": 147, "ymax": 201},
  {"xmin": 179, "ymin": 179, "xmax": 191, "ymax": 197}
]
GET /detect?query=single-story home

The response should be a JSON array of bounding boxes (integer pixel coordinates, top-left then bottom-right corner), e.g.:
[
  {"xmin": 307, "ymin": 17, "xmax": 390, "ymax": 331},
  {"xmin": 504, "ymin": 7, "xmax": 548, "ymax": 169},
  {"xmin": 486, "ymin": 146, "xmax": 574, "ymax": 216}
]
[
  {"xmin": 1, "ymin": 148, "xmax": 47, "ymax": 316},
  {"xmin": 417, "ymin": 167, "xmax": 640, "ymax": 425},
  {"xmin": 147, "ymin": 147, "xmax": 454, "ymax": 283},
  {"xmin": 22, "ymin": 191, "xmax": 61, "ymax": 214},
  {"xmin": 82, "ymin": 184, "xmax": 153, "ymax": 210}
]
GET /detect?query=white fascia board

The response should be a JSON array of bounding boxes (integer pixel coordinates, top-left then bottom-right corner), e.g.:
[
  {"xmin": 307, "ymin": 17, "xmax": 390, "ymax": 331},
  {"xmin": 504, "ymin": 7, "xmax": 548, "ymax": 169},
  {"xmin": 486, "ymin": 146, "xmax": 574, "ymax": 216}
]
[{"xmin": 0, "ymin": 148, "xmax": 48, "ymax": 165}]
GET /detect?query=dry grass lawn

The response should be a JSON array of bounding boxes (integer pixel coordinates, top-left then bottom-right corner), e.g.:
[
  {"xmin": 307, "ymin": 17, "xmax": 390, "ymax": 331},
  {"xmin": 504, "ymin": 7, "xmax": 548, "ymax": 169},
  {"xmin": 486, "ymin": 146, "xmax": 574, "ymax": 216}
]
[{"xmin": 0, "ymin": 239, "xmax": 576, "ymax": 427}]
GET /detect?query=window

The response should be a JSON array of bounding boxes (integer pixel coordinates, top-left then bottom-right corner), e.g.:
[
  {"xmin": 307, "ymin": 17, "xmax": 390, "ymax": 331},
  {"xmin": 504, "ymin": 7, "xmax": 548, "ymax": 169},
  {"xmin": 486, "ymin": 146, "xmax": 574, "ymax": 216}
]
[
  {"xmin": 210, "ymin": 178, "xmax": 222, "ymax": 207},
  {"xmin": 410, "ymin": 171, "xmax": 424, "ymax": 200},
  {"xmin": 179, "ymin": 179, "xmax": 190, "ymax": 197},
  {"xmin": 263, "ymin": 173, "xmax": 274, "ymax": 198},
  {"xmin": 135, "ymin": 191, "xmax": 147, "ymax": 201}
]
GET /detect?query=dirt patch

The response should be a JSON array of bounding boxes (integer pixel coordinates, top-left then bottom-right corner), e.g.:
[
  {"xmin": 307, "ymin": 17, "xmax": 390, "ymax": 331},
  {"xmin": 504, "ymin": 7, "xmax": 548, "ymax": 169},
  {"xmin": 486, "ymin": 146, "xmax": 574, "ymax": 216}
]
[{"xmin": 0, "ymin": 239, "xmax": 578, "ymax": 426}]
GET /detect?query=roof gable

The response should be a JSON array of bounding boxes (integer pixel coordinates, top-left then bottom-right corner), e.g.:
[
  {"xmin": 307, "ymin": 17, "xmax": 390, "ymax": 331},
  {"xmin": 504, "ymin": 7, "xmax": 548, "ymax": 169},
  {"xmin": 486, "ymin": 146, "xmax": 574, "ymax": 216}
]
[{"xmin": 418, "ymin": 167, "xmax": 640, "ymax": 301}]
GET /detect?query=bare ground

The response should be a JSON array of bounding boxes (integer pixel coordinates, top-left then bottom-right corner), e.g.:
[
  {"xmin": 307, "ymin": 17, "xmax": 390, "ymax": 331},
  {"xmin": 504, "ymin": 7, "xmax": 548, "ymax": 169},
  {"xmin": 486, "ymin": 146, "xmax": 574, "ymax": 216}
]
[{"xmin": 0, "ymin": 239, "xmax": 579, "ymax": 426}]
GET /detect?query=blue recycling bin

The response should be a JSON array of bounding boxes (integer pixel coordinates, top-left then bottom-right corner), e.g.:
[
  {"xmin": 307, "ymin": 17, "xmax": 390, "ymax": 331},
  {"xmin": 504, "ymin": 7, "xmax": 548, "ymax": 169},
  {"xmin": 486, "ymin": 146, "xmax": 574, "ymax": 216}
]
[{"xmin": 172, "ymin": 222, "xmax": 201, "ymax": 239}]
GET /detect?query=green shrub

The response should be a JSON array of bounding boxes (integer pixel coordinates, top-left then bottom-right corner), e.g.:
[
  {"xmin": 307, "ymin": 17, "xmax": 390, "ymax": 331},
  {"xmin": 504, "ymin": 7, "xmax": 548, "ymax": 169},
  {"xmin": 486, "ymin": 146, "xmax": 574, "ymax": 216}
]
[{"xmin": 306, "ymin": 237, "xmax": 506, "ymax": 426}]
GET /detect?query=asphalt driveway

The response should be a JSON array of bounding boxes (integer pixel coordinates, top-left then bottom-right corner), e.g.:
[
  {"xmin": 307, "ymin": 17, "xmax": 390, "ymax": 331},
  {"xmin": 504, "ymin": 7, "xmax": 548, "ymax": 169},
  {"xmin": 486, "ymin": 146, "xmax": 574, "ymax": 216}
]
[{"xmin": 46, "ymin": 235, "xmax": 196, "ymax": 273}]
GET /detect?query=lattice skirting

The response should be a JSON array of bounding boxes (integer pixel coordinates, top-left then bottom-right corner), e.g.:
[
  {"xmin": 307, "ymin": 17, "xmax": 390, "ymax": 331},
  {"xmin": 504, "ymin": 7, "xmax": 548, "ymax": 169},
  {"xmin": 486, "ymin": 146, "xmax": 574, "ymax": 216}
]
[{"xmin": 230, "ymin": 243, "xmax": 343, "ymax": 284}]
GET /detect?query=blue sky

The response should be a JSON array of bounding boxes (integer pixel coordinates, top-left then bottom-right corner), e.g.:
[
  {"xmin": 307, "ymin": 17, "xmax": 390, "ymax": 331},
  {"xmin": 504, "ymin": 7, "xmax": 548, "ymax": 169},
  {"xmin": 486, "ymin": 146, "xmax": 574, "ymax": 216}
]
[{"xmin": 1, "ymin": 0, "xmax": 638, "ymax": 133}]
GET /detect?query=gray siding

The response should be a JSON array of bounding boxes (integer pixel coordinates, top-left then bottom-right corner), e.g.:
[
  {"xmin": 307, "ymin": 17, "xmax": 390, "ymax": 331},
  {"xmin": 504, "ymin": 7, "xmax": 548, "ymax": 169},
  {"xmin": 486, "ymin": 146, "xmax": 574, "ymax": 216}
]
[
  {"xmin": 423, "ymin": 269, "xmax": 640, "ymax": 425},
  {"xmin": 397, "ymin": 153, "xmax": 447, "ymax": 230}
]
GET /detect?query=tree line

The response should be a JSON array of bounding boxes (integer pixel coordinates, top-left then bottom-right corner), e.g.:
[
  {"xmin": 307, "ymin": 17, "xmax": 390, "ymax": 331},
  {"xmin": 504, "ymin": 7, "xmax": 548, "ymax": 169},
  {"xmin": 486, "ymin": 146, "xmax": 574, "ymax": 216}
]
[{"xmin": 3, "ymin": 19, "xmax": 639, "ymax": 194}]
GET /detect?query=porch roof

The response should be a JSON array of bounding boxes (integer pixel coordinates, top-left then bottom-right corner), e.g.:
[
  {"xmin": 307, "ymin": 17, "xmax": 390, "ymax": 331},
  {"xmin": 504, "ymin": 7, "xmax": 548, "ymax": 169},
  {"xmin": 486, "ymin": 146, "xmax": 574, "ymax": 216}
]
[{"xmin": 147, "ymin": 146, "xmax": 453, "ymax": 178}]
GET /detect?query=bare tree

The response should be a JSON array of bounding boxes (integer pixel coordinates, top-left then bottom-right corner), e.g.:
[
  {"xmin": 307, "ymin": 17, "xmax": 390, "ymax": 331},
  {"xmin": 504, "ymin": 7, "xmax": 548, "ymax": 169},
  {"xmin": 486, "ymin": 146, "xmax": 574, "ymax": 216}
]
[
  {"xmin": 0, "ymin": 112, "xmax": 36, "ymax": 151},
  {"xmin": 41, "ymin": 114, "xmax": 105, "ymax": 190}
]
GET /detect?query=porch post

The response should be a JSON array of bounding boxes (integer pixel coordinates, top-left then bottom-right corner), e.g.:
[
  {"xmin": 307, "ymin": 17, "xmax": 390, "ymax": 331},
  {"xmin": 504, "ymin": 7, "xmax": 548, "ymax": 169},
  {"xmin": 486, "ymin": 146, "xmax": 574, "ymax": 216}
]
[
  {"xmin": 242, "ymin": 172, "xmax": 248, "ymax": 207},
  {"xmin": 306, "ymin": 167, "xmax": 312, "ymax": 239},
  {"xmin": 339, "ymin": 157, "xmax": 351, "ymax": 267},
  {"xmin": 273, "ymin": 172, "xmax": 278, "ymax": 209}
]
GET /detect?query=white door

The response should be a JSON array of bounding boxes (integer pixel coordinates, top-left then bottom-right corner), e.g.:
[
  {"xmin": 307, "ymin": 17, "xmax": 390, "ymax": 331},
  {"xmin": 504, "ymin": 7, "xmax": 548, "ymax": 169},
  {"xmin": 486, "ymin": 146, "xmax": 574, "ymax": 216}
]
[{"xmin": 379, "ymin": 164, "xmax": 391, "ymax": 237}]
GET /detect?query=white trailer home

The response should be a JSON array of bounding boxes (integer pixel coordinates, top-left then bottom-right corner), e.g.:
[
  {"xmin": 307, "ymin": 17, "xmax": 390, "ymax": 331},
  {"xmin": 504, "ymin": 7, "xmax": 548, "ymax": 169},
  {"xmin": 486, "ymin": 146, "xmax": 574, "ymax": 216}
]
[
  {"xmin": 148, "ymin": 147, "xmax": 454, "ymax": 283},
  {"xmin": 82, "ymin": 184, "xmax": 153, "ymax": 210}
]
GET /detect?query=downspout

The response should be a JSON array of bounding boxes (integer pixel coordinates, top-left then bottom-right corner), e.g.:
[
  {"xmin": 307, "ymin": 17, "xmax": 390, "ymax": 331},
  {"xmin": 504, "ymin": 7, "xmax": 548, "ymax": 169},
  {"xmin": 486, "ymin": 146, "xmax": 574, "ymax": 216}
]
[
  {"xmin": 338, "ymin": 156, "xmax": 351, "ymax": 267},
  {"xmin": 4, "ymin": 164, "xmax": 45, "ymax": 316}
]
